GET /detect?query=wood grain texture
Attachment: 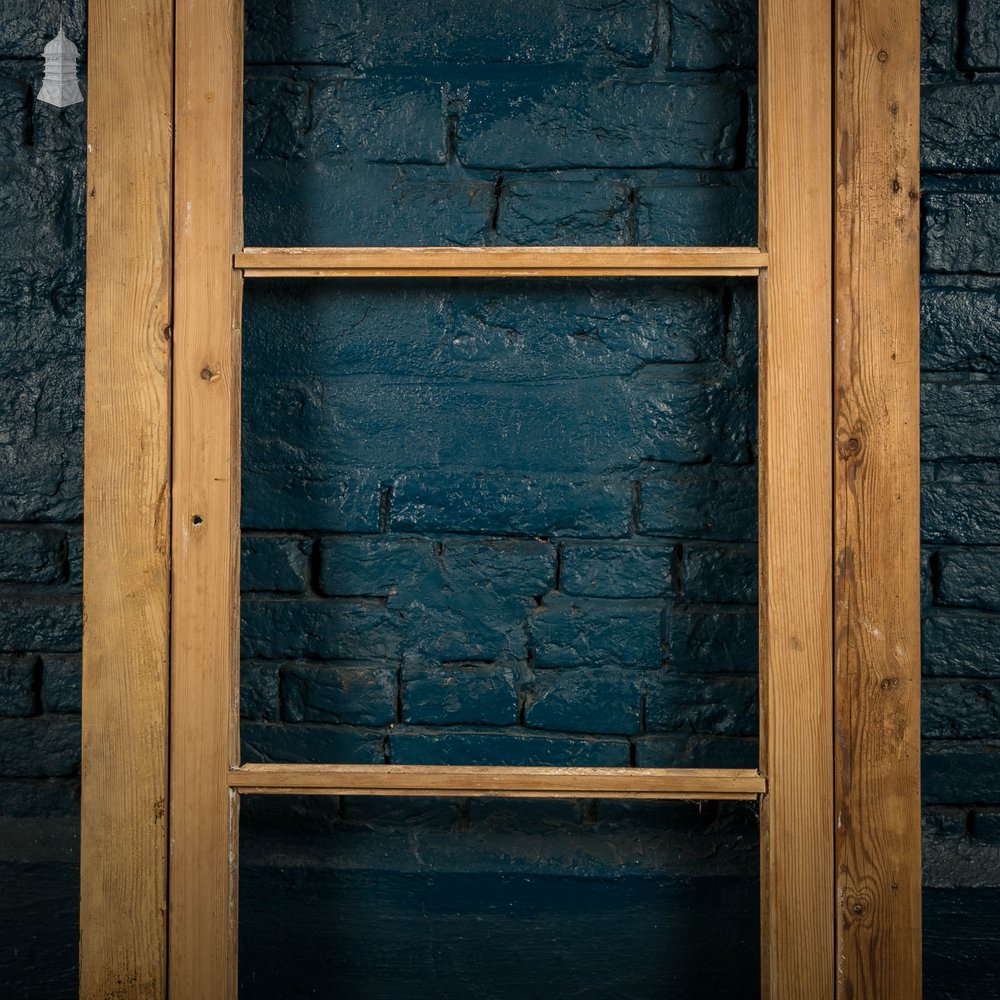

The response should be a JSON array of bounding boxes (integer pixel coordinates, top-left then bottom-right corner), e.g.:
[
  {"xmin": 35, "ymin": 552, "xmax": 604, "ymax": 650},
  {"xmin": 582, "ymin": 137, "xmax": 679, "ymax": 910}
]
[
  {"xmin": 80, "ymin": 0, "xmax": 172, "ymax": 995},
  {"xmin": 237, "ymin": 245, "xmax": 768, "ymax": 278},
  {"xmin": 230, "ymin": 765, "xmax": 767, "ymax": 800},
  {"xmin": 758, "ymin": 0, "xmax": 836, "ymax": 996},
  {"xmin": 169, "ymin": 0, "xmax": 243, "ymax": 994},
  {"xmin": 834, "ymin": 0, "xmax": 922, "ymax": 996}
]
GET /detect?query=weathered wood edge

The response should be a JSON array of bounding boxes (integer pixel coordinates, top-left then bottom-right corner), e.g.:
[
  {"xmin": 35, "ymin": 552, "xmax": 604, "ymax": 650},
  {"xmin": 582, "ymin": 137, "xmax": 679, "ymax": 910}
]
[
  {"xmin": 168, "ymin": 0, "xmax": 243, "ymax": 994},
  {"xmin": 80, "ymin": 0, "xmax": 173, "ymax": 995},
  {"xmin": 759, "ymin": 0, "xmax": 836, "ymax": 996},
  {"xmin": 834, "ymin": 0, "xmax": 923, "ymax": 995},
  {"xmin": 229, "ymin": 765, "xmax": 766, "ymax": 799}
]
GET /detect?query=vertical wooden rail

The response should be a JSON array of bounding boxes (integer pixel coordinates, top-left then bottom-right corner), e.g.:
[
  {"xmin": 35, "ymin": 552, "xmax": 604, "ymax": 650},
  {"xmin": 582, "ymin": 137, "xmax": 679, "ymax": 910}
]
[
  {"xmin": 81, "ymin": 0, "xmax": 173, "ymax": 995},
  {"xmin": 758, "ymin": 0, "xmax": 835, "ymax": 996},
  {"xmin": 170, "ymin": 0, "xmax": 244, "ymax": 994},
  {"xmin": 834, "ymin": 0, "xmax": 922, "ymax": 996}
]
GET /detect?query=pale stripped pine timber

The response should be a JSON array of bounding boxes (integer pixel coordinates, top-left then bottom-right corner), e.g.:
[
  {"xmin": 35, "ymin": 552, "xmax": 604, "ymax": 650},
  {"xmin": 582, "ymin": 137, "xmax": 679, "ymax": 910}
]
[
  {"xmin": 169, "ymin": 0, "xmax": 243, "ymax": 995},
  {"xmin": 759, "ymin": 0, "xmax": 835, "ymax": 996},
  {"xmin": 834, "ymin": 0, "xmax": 922, "ymax": 995},
  {"xmin": 80, "ymin": 0, "xmax": 172, "ymax": 995},
  {"xmin": 236, "ymin": 245, "xmax": 767, "ymax": 278},
  {"xmin": 229, "ymin": 765, "xmax": 766, "ymax": 800}
]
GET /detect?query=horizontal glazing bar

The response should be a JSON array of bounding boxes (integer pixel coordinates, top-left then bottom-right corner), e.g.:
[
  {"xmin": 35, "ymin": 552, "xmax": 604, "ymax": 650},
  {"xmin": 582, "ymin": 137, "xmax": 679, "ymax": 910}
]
[
  {"xmin": 236, "ymin": 246, "xmax": 768, "ymax": 279},
  {"xmin": 229, "ymin": 764, "xmax": 766, "ymax": 800}
]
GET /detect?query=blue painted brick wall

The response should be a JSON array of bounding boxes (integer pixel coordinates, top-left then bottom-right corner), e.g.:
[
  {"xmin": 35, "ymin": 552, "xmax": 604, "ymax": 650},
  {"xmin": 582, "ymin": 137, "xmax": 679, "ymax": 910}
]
[{"xmin": 1, "ymin": 0, "xmax": 1000, "ymax": 996}]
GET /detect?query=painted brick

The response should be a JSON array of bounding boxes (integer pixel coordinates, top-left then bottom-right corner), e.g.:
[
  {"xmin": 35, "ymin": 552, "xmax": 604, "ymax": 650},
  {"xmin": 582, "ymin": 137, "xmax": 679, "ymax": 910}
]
[
  {"xmin": 921, "ymin": 0, "xmax": 957, "ymax": 74},
  {"xmin": 242, "ymin": 598, "xmax": 403, "ymax": 661},
  {"xmin": 938, "ymin": 550, "xmax": 1000, "ymax": 611},
  {"xmin": 922, "ymin": 549, "xmax": 936, "ymax": 612},
  {"xmin": 397, "ymin": 595, "xmax": 532, "ymax": 663},
  {"xmin": 497, "ymin": 175, "xmax": 631, "ymax": 246},
  {"xmin": 923, "ymin": 192, "xmax": 1000, "ymax": 274},
  {"xmin": 40, "ymin": 655, "xmax": 79, "ymax": 714},
  {"xmin": 966, "ymin": 0, "xmax": 1000, "ymax": 69},
  {"xmin": 924, "ymin": 681, "xmax": 1000, "ymax": 739},
  {"xmin": 244, "ymin": 0, "xmax": 658, "ymax": 67},
  {"xmin": 921, "ymin": 287, "xmax": 1000, "ymax": 376},
  {"xmin": 283, "ymin": 662, "xmax": 398, "ymax": 725},
  {"xmin": 390, "ymin": 472, "xmax": 633, "ymax": 537},
  {"xmin": 242, "ymin": 457, "xmax": 383, "ymax": 532},
  {"xmin": 0, "ymin": 162, "xmax": 76, "ymax": 264},
  {"xmin": 0, "ymin": 3, "xmax": 86, "ymax": 57},
  {"xmin": 0, "ymin": 359, "xmax": 83, "ymax": 522},
  {"xmin": 524, "ymin": 667, "xmax": 642, "ymax": 735},
  {"xmin": 32, "ymin": 85, "xmax": 88, "ymax": 156},
  {"xmin": 443, "ymin": 540, "xmax": 556, "ymax": 597},
  {"xmin": 245, "ymin": 369, "xmax": 746, "ymax": 477},
  {"xmin": 923, "ymin": 481, "xmax": 1000, "ymax": 545},
  {"xmin": 0, "ymin": 778, "xmax": 79, "ymax": 818},
  {"xmin": 592, "ymin": 798, "xmax": 759, "ymax": 848},
  {"xmin": 924, "ymin": 613, "xmax": 1000, "ymax": 678},
  {"xmin": 389, "ymin": 726, "xmax": 630, "ymax": 766},
  {"xmin": 634, "ymin": 734, "xmax": 757, "ymax": 769},
  {"xmin": 460, "ymin": 81, "xmax": 740, "ymax": 170},
  {"xmin": 645, "ymin": 675, "xmax": 757, "ymax": 737},
  {"xmin": 0, "ymin": 74, "xmax": 29, "ymax": 150},
  {"xmin": 243, "ymin": 0, "xmax": 361, "ymax": 64},
  {"xmin": 639, "ymin": 469, "xmax": 757, "ymax": 541},
  {"xmin": 0, "ymin": 717, "xmax": 79, "ymax": 777},
  {"xmin": 319, "ymin": 537, "xmax": 438, "ymax": 597},
  {"xmin": 923, "ymin": 85, "xmax": 1000, "ymax": 172},
  {"xmin": 243, "ymin": 277, "xmax": 729, "ymax": 381},
  {"xmin": 0, "ymin": 595, "xmax": 81, "ymax": 653},
  {"xmin": 559, "ymin": 542, "xmax": 672, "ymax": 599},
  {"xmin": 634, "ymin": 176, "xmax": 757, "ymax": 246},
  {"xmin": 923, "ymin": 742, "xmax": 1000, "ymax": 803},
  {"xmin": 0, "ymin": 277, "xmax": 81, "ymax": 357},
  {"xmin": 664, "ymin": 609, "xmax": 757, "ymax": 673},
  {"xmin": 319, "ymin": 536, "xmax": 554, "ymax": 600},
  {"xmin": 242, "ymin": 594, "xmax": 529, "ymax": 664},
  {"xmin": 669, "ymin": 0, "xmax": 757, "ymax": 70},
  {"xmin": 924, "ymin": 383, "xmax": 1000, "ymax": 461},
  {"xmin": 679, "ymin": 544, "xmax": 757, "ymax": 605},
  {"xmin": 402, "ymin": 663, "xmax": 519, "ymax": 726},
  {"xmin": 66, "ymin": 528, "xmax": 82, "ymax": 587},
  {"xmin": 241, "ymin": 534, "xmax": 311, "ymax": 593},
  {"xmin": 0, "ymin": 656, "xmax": 36, "ymax": 717},
  {"xmin": 466, "ymin": 796, "xmax": 590, "ymax": 832},
  {"xmin": 529, "ymin": 596, "xmax": 663, "ymax": 670},
  {"xmin": 245, "ymin": 161, "xmax": 495, "ymax": 248},
  {"xmin": 0, "ymin": 527, "xmax": 64, "ymax": 584},
  {"xmin": 443, "ymin": 280, "xmax": 727, "ymax": 371},
  {"xmin": 242, "ymin": 722, "xmax": 385, "ymax": 764},
  {"xmin": 635, "ymin": 364, "xmax": 754, "ymax": 465},
  {"xmin": 246, "ymin": 74, "xmax": 447, "ymax": 165},
  {"xmin": 973, "ymin": 810, "xmax": 1000, "ymax": 843},
  {"xmin": 241, "ymin": 661, "xmax": 281, "ymax": 721}
]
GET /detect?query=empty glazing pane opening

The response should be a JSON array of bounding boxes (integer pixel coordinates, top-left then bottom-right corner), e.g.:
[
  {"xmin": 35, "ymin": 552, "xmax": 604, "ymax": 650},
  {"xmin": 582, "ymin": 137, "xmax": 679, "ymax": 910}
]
[
  {"xmin": 243, "ymin": 0, "xmax": 759, "ymax": 248},
  {"xmin": 240, "ymin": 278, "xmax": 759, "ymax": 767},
  {"xmin": 238, "ymin": 795, "xmax": 761, "ymax": 999}
]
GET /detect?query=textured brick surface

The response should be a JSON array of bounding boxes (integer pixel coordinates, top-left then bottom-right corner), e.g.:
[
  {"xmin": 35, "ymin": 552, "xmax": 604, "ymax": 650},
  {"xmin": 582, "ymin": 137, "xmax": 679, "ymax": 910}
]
[
  {"xmin": 0, "ymin": 1, "xmax": 998, "ymax": 997},
  {"xmin": 242, "ymin": 0, "xmax": 757, "ymax": 249},
  {"xmin": 966, "ymin": 0, "xmax": 1000, "ymax": 69},
  {"xmin": 525, "ymin": 668, "xmax": 643, "ymax": 735},
  {"xmin": 389, "ymin": 726, "xmax": 631, "ymax": 766},
  {"xmin": 403, "ymin": 663, "xmax": 520, "ymax": 726},
  {"xmin": 919, "ymin": 3, "xmax": 1000, "ymax": 986},
  {"xmin": 922, "ymin": 287, "xmax": 1000, "ymax": 375},
  {"xmin": 284, "ymin": 662, "xmax": 398, "ymax": 725},
  {"xmin": 924, "ymin": 187, "xmax": 1000, "ymax": 274},
  {"xmin": 0, "ymin": 656, "xmax": 37, "ymax": 717}
]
